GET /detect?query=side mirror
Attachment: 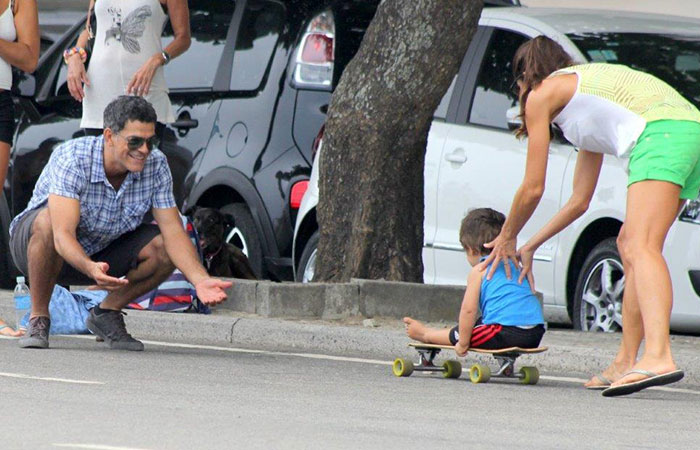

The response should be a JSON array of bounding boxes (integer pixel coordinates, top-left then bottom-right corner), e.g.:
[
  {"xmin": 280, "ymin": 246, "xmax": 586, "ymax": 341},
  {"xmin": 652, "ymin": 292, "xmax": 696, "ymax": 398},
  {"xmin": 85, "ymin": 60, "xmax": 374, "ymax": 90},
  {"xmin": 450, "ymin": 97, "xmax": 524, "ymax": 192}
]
[
  {"xmin": 506, "ymin": 105, "xmax": 521, "ymax": 131},
  {"xmin": 14, "ymin": 72, "xmax": 36, "ymax": 98}
]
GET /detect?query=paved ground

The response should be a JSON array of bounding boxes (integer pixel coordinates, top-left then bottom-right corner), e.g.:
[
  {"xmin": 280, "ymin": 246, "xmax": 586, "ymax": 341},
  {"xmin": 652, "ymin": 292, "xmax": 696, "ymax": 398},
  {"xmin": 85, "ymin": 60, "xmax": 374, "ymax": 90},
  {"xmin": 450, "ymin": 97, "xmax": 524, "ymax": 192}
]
[{"xmin": 2, "ymin": 334, "xmax": 699, "ymax": 450}]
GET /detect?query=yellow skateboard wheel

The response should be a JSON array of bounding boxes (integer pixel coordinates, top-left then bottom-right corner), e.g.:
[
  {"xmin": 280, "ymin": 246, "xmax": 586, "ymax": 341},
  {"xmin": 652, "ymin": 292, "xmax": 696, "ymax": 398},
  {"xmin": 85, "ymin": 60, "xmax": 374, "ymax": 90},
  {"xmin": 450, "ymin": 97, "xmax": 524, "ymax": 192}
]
[
  {"xmin": 392, "ymin": 358, "xmax": 414, "ymax": 377},
  {"xmin": 519, "ymin": 366, "xmax": 539, "ymax": 385},
  {"xmin": 442, "ymin": 360, "xmax": 462, "ymax": 379},
  {"xmin": 469, "ymin": 364, "xmax": 491, "ymax": 383}
]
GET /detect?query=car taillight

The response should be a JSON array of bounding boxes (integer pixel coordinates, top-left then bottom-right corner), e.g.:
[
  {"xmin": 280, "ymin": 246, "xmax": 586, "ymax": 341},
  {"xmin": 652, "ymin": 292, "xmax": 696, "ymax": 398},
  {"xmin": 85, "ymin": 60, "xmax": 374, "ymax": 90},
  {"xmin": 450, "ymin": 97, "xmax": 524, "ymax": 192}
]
[
  {"xmin": 312, "ymin": 124, "xmax": 324, "ymax": 162},
  {"xmin": 293, "ymin": 10, "xmax": 335, "ymax": 88},
  {"xmin": 290, "ymin": 180, "xmax": 309, "ymax": 209},
  {"xmin": 301, "ymin": 34, "xmax": 334, "ymax": 63}
]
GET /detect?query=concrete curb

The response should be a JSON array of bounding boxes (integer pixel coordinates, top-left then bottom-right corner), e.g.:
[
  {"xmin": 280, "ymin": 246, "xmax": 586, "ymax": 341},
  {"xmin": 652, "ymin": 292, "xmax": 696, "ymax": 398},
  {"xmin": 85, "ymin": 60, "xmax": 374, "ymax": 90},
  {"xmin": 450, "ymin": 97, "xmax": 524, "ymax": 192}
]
[{"xmin": 223, "ymin": 278, "xmax": 465, "ymax": 322}]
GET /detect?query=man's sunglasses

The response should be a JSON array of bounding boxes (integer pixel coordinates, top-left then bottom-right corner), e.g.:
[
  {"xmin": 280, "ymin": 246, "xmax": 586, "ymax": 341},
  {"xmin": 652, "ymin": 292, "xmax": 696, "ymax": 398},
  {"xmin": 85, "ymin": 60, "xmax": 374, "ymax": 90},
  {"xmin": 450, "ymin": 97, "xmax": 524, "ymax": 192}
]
[{"xmin": 116, "ymin": 133, "xmax": 160, "ymax": 151}]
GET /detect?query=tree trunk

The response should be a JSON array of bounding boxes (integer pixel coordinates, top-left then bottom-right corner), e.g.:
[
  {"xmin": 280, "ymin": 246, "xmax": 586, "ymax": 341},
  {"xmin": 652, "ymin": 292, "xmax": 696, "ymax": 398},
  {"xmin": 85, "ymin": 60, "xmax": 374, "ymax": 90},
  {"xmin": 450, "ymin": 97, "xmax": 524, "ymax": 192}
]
[{"xmin": 315, "ymin": 0, "xmax": 483, "ymax": 283}]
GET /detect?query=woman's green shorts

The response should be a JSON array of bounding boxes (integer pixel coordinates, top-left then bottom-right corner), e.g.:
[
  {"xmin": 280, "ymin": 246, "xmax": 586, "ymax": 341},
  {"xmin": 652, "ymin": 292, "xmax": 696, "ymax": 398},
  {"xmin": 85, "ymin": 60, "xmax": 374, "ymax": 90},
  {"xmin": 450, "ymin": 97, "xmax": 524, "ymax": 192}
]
[{"xmin": 628, "ymin": 120, "xmax": 700, "ymax": 199}]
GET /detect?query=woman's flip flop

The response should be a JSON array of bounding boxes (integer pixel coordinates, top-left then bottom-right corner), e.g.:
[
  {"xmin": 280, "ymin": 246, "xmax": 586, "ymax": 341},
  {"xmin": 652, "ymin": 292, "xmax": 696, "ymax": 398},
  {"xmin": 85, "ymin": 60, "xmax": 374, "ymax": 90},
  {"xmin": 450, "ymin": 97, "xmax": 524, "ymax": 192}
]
[
  {"xmin": 602, "ymin": 369, "xmax": 685, "ymax": 397},
  {"xmin": 585, "ymin": 373, "xmax": 612, "ymax": 390}
]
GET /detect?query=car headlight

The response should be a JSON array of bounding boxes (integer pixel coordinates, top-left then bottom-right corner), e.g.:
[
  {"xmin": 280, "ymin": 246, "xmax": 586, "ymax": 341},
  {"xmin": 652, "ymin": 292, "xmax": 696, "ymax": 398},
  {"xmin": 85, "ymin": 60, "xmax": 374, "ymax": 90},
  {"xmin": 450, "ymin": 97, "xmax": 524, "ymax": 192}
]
[{"xmin": 679, "ymin": 199, "xmax": 700, "ymax": 224}]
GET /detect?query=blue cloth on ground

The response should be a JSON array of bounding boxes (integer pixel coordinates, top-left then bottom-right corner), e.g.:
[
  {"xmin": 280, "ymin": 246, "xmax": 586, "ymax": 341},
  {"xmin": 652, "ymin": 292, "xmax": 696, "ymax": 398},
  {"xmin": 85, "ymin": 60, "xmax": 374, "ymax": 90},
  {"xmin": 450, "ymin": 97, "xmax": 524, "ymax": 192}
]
[{"xmin": 19, "ymin": 285, "xmax": 107, "ymax": 335}]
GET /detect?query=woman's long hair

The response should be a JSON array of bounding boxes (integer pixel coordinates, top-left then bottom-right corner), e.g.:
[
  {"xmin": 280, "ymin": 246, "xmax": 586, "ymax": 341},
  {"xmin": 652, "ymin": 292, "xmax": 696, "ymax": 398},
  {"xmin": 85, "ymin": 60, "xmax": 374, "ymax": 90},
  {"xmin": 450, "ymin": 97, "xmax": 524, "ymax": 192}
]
[{"xmin": 512, "ymin": 36, "xmax": 574, "ymax": 138}]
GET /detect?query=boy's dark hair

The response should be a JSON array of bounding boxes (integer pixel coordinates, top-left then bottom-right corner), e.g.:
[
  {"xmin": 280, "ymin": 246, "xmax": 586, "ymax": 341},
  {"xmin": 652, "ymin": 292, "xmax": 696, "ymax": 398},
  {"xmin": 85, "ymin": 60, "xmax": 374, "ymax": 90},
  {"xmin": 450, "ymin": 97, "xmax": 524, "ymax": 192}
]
[
  {"xmin": 103, "ymin": 95, "xmax": 157, "ymax": 134},
  {"xmin": 459, "ymin": 208, "xmax": 506, "ymax": 255}
]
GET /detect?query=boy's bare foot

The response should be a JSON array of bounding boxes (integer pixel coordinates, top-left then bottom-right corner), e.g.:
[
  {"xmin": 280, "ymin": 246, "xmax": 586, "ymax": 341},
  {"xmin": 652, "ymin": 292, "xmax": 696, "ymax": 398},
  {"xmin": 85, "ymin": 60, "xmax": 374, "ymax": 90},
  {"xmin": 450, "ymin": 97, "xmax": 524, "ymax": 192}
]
[
  {"xmin": 403, "ymin": 317, "xmax": 427, "ymax": 342},
  {"xmin": 584, "ymin": 360, "xmax": 631, "ymax": 388}
]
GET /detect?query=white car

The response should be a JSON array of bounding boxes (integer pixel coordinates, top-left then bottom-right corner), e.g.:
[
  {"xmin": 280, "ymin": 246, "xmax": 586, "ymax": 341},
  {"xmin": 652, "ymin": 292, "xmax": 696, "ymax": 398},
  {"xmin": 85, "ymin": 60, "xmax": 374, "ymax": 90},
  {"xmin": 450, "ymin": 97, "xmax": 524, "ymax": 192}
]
[{"xmin": 293, "ymin": 6, "xmax": 700, "ymax": 332}]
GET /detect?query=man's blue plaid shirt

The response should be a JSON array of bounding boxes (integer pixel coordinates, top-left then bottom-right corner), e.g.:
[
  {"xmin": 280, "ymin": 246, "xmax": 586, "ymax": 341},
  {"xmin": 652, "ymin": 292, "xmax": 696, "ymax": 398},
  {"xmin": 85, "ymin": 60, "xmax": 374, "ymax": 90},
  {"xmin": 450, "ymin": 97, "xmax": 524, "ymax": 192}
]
[{"xmin": 10, "ymin": 136, "xmax": 176, "ymax": 255}]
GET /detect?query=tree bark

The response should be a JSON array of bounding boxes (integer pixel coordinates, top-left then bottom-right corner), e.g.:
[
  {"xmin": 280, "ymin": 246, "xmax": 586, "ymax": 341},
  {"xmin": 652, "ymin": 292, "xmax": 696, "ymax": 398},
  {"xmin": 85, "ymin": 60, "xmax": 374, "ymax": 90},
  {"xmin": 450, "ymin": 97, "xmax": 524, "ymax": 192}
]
[
  {"xmin": 316, "ymin": 0, "xmax": 483, "ymax": 283},
  {"xmin": 314, "ymin": 0, "xmax": 483, "ymax": 282}
]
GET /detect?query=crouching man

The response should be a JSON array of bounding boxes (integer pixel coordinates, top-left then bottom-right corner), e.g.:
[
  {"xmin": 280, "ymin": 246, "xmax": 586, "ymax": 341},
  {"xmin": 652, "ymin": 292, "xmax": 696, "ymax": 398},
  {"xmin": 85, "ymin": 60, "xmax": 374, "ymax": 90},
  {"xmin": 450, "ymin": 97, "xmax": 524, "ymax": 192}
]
[{"xmin": 10, "ymin": 95, "xmax": 232, "ymax": 351}]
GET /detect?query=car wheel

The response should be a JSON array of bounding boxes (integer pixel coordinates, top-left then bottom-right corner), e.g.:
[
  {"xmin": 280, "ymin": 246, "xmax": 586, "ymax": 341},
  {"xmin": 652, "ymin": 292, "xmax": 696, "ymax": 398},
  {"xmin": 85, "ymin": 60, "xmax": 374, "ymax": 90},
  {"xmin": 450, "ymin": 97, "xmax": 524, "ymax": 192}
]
[
  {"xmin": 296, "ymin": 231, "xmax": 319, "ymax": 283},
  {"xmin": 573, "ymin": 237, "xmax": 625, "ymax": 332},
  {"xmin": 221, "ymin": 203, "xmax": 263, "ymax": 278}
]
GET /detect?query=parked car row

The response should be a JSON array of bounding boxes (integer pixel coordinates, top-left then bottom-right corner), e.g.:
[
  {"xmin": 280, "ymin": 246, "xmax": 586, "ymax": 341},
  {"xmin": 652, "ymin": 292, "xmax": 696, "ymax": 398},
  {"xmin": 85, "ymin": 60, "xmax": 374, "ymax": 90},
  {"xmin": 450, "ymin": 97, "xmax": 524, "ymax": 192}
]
[
  {"xmin": 2, "ymin": 0, "xmax": 379, "ymax": 285},
  {"xmin": 293, "ymin": 6, "xmax": 700, "ymax": 332}
]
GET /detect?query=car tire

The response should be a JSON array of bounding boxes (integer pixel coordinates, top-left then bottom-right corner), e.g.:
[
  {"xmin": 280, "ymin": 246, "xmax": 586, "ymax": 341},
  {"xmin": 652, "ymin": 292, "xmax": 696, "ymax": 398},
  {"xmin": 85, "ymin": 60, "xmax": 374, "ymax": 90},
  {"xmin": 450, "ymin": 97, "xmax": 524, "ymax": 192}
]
[
  {"xmin": 296, "ymin": 230, "xmax": 319, "ymax": 283},
  {"xmin": 572, "ymin": 237, "xmax": 625, "ymax": 332},
  {"xmin": 221, "ymin": 203, "xmax": 264, "ymax": 279}
]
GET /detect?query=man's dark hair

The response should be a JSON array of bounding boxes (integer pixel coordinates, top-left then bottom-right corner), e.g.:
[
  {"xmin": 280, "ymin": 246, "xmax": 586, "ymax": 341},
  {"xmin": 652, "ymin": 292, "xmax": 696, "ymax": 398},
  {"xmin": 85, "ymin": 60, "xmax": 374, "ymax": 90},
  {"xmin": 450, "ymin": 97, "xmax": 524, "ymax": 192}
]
[
  {"xmin": 459, "ymin": 208, "xmax": 506, "ymax": 255},
  {"xmin": 103, "ymin": 95, "xmax": 157, "ymax": 134}
]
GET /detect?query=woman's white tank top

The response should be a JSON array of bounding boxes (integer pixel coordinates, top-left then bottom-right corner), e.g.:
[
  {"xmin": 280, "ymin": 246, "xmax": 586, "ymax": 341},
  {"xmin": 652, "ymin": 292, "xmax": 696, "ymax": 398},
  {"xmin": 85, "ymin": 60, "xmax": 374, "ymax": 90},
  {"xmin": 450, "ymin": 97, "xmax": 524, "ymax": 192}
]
[
  {"xmin": 0, "ymin": 2, "xmax": 17, "ymax": 91},
  {"xmin": 550, "ymin": 64, "xmax": 700, "ymax": 158},
  {"xmin": 81, "ymin": 0, "xmax": 174, "ymax": 128}
]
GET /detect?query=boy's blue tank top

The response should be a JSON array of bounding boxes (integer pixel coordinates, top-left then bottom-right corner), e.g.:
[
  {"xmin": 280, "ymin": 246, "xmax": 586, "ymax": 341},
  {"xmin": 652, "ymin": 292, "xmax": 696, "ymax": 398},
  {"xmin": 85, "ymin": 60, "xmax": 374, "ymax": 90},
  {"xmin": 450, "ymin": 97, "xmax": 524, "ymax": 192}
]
[{"xmin": 479, "ymin": 258, "xmax": 544, "ymax": 326}]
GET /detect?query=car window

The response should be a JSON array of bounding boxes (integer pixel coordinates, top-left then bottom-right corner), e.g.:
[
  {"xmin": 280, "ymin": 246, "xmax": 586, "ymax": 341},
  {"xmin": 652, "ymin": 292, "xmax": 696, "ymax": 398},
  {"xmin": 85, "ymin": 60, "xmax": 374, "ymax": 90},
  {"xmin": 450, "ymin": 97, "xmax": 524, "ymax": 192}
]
[
  {"xmin": 434, "ymin": 76, "xmax": 456, "ymax": 120},
  {"xmin": 162, "ymin": 1, "xmax": 237, "ymax": 90},
  {"xmin": 229, "ymin": 0, "xmax": 285, "ymax": 91},
  {"xmin": 468, "ymin": 28, "xmax": 529, "ymax": 129}
]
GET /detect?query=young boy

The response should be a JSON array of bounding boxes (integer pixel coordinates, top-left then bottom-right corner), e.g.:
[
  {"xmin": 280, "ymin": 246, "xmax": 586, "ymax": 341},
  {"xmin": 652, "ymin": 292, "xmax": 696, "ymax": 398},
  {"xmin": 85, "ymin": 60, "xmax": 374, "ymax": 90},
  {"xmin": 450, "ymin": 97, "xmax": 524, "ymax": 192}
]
[{"xmin": 404, "ymin": 208, "xmax": 545, "ymax": 356}]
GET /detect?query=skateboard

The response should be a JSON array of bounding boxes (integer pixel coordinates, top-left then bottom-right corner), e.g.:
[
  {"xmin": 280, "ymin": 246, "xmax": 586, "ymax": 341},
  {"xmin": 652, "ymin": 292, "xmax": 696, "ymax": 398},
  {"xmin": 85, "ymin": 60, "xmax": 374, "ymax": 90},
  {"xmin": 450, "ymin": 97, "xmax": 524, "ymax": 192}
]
[{"xmin": 392, "ymin": 342, "xmax": 548, "ymax": 385}]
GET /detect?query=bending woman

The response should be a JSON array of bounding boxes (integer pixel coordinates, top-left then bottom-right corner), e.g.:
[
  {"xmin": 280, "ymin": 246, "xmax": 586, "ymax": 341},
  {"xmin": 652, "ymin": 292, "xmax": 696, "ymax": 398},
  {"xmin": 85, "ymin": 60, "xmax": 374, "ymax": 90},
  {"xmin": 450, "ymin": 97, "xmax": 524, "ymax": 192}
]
[
  {"xmin": 481, "ymin": 36, "xmax": 700, "ymax": 397},
  {"xmin": 0, "ymin": 0, "xmax": 39, "ymax": 194}
]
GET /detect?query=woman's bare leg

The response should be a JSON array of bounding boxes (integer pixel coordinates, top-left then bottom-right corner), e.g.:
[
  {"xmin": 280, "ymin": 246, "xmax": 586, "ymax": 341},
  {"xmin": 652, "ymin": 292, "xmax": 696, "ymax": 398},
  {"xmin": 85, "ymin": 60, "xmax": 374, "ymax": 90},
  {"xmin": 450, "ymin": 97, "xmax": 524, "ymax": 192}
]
[
  {"xmin": 584, "ymin": 242, "xmax": 642, "ymax": 387},
  {"xmin": 609, "ymin": 180, "xmax": 683, "ymax": 387}
]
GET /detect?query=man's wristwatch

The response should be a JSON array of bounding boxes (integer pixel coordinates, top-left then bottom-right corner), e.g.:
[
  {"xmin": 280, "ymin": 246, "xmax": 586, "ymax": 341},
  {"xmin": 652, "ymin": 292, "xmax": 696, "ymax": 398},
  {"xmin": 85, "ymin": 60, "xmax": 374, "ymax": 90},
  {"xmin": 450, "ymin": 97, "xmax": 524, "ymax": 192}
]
[{"xmin": 161, "ymin": 50, "xmax": 171, "ymax": 65}]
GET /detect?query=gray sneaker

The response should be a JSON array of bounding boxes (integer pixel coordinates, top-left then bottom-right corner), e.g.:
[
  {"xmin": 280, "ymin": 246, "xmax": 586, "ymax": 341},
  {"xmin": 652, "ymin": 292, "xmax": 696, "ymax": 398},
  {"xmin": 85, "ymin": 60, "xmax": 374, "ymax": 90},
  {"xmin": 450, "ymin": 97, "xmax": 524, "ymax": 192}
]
[
  {"xmin": 86, "ymin": 308, "xmax": 144, "ymax": 351},
  {"xmin": 18, "ymin": 316, "xmax": 50, "ymax": 349}
]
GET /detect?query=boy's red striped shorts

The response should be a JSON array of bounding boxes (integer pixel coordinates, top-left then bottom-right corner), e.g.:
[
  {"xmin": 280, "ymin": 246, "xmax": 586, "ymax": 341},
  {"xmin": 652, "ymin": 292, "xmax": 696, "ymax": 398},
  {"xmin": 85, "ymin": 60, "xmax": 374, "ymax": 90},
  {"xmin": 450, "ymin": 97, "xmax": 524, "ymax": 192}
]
[{"xmin": 448, "ymin": 320, "xmax": 544, "ymax": 350}]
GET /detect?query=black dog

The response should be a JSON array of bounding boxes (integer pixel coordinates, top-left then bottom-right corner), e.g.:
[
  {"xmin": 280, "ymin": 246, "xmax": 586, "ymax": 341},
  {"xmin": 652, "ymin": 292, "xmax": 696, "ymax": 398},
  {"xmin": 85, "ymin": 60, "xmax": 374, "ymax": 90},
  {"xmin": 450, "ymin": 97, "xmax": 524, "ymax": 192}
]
[{"xmin": 190, "ymin": 207, "xmax": 258, "ymax": 280}]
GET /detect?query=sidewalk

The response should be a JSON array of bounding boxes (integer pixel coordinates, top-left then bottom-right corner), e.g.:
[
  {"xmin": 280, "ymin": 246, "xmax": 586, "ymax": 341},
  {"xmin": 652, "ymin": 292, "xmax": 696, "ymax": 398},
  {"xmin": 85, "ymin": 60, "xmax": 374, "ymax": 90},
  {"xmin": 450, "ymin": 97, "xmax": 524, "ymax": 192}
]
[{"xmin": 2, "ymin": 289, "xmax": 700, "ymax": 387}]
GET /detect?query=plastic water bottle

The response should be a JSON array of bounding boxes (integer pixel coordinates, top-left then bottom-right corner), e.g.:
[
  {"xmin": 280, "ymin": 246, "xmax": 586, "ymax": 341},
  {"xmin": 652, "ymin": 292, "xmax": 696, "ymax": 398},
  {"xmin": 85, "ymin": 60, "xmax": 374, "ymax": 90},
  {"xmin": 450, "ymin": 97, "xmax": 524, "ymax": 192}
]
[{"xmin": 14, "ymin": 276, "xmax": 30, "ymax": 330}]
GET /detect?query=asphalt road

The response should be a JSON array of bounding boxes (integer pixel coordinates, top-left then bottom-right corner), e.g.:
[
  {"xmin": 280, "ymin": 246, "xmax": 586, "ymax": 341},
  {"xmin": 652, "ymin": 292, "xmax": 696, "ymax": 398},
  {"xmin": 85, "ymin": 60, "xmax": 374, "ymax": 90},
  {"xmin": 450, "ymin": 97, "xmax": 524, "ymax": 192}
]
[{"xmin": 1, "ymin": 335, "xmax": 699, "ymax": 450}]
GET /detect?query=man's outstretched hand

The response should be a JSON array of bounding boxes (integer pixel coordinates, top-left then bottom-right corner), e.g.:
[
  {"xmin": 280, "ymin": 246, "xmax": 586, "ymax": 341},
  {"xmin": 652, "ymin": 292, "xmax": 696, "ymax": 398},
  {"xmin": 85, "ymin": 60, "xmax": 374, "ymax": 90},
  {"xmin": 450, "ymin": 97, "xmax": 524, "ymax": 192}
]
[
  {"xmin": 195, "ymin": 278, "xmax": 233, "ymax": 305},
  {"xmin": 89, "ymin": 262, "xmax": 129, "ymax": 291}
]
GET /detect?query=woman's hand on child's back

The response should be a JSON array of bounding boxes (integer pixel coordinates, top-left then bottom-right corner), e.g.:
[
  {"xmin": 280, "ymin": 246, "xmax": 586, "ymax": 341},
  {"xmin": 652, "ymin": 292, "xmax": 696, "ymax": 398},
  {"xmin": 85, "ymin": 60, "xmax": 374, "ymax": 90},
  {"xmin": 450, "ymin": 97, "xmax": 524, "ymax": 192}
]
[
  {"xmin": 517, "ymin": 244, "xmax": 537, "ymax": 293},
  {"xmin": 481, "ymin": 233, "xmax": 519, "ymax": 280}
]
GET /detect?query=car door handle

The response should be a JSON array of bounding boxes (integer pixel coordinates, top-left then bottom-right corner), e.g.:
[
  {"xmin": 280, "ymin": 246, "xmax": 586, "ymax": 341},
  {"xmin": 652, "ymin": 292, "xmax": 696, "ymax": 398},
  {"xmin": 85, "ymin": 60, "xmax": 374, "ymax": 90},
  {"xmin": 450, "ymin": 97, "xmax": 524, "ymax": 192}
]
[
  {"xmin": 172, "ymin": 118, "xmax": 199, "ymax": 130},
  {"xmin": 445, "ymin": 148, "xmax": 467, "ymax": 164}
]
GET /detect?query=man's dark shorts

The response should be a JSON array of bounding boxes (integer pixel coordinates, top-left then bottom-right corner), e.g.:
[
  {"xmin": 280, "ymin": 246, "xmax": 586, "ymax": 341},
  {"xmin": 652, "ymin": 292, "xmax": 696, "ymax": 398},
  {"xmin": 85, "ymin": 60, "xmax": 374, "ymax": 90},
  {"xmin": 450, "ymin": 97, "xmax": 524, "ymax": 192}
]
[{"xmin": 10, "ymin": 207, "xmax": 161, "ymax": 285}]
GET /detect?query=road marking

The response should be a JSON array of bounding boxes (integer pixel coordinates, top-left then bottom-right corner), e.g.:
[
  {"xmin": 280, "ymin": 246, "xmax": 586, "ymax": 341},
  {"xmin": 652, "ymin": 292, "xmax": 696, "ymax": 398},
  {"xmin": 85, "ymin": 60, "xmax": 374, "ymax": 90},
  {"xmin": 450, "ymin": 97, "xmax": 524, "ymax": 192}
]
[
  {"xmin": 6, "ymin": 334, "xmax": 700, "ymax": 395},
  {"xmin": 0, "ymin": 371, "xmax": 104, "ymax": 385},
  {"xmin": 80, "ymin": 336, "xmax": 393, "ymax": 366},
  {"xmin": 53, "ymin": 445, "xmax": 152, "ymax": 450}
]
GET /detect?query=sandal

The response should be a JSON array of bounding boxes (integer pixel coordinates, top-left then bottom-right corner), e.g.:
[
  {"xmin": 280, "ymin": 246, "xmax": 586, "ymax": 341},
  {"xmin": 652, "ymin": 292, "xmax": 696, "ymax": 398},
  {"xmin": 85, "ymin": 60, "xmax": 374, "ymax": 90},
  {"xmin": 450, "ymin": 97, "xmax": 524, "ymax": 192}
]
[{"xmin": 585, "ymin": 373, "xmax": 612, "ymax": 390}]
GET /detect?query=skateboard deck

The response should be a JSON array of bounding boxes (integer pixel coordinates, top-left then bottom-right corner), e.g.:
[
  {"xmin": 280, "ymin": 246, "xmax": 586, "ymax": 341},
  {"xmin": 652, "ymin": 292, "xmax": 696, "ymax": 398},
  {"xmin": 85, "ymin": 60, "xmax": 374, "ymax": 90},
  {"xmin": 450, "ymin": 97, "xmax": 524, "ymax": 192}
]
[
  {"xmin": 393, "ymin": 342, "xmax": 547, "ymax": 384},
  {"xmin": 408, "ymin": 342, "xmax": 547, "ymax": 355}
]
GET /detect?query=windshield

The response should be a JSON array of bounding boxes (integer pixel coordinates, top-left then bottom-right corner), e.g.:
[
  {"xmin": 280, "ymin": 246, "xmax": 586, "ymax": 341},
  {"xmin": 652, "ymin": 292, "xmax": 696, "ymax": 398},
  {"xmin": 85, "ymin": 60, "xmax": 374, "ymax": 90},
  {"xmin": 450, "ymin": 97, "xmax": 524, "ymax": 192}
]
[{"xmin": 567, "ymin": 33, "xmax": 700, "ymax": 107}]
